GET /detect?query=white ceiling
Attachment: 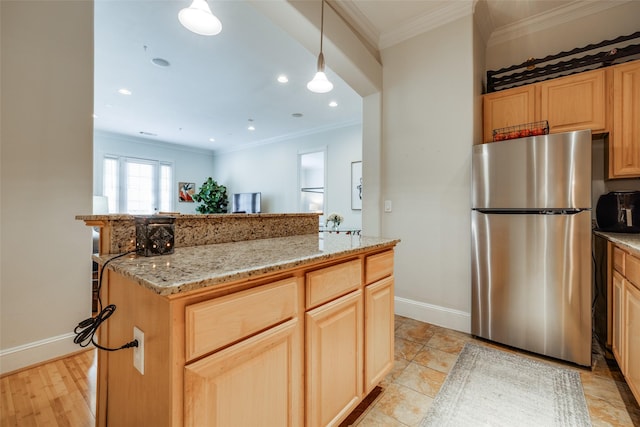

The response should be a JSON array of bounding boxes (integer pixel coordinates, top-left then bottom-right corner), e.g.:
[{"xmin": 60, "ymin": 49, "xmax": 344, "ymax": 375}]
[{"xmin": 94, "ymin": 0, "xmax": 612, "ymax": 152}]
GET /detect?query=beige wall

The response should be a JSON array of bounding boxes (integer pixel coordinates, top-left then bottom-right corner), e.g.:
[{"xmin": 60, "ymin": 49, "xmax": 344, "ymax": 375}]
[
  {"xmin": 1, "ymin": 1, "xmax": 94, "ymax": 373},
  {"xmin": 380, "ymin": 15, "xmax": 476, "ymax": 331},
  {"xmin": 211, "ymin": 124, "xmax": 363, "ymax": 227}
]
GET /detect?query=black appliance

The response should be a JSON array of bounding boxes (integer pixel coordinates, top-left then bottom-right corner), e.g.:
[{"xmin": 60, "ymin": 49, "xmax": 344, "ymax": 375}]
[
  {"xmin": 135, "ymin": 216, "xmax": 175, "ymax": 256},
  {"xmin": 596, "ymin": 191, "xmax": 640, "ymax": 233}
]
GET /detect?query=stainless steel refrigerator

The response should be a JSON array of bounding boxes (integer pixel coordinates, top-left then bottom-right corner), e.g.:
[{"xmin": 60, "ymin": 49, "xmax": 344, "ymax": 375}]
[{"xmin": 471, "ymin": 129, "xmax": 592, "ymax": 366}]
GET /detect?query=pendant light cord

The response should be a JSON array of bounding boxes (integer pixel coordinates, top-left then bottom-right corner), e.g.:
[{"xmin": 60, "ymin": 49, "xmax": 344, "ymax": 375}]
[{"xmin": 319, "ymin": 0, "xmax": 325, "ymax": 54}]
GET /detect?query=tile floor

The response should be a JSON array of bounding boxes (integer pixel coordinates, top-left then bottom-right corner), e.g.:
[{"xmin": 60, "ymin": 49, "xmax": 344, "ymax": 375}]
[{"xmin": 347, "ymin": 315, "xmax": 640, "ymax": 427}]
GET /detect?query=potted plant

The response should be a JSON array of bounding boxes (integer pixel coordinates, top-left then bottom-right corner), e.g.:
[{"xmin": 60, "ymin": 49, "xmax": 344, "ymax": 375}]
[{"xmin": 192, "ymin": 177, "xmax": 229, "ymax": 214}]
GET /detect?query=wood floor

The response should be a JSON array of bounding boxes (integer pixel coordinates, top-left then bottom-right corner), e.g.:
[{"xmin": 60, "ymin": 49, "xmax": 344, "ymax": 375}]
[{"xmin": 1, "ymin": 349, "xmax": 96, "ymax": 427}]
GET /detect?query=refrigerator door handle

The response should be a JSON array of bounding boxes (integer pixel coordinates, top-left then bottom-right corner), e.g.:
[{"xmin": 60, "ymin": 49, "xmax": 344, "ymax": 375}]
[{"xmin": 473, "ymin": 209, "xmax": 588, "ymax": 215}]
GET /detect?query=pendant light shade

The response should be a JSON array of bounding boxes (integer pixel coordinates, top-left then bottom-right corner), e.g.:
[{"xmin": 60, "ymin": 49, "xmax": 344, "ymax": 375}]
[
  {"xmin": 307, "ymin": 0, "xmax": 333, "ymax": 94},
  {"xmin": 178, "ymin": 0, "xmax": 222, "ymax": 36},
  {"xmin": 307, "ymin": 53, "xmax": 333, "ymax": 93}
]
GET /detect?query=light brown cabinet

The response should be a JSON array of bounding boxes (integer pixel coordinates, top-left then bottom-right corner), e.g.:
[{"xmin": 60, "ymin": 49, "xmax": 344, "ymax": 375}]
[
  {"xmin": 539, "ymin": 70, "xmax": 606, "ymax": 134},
  {"xmin": 482, "ymin": 85, "xmax": 535, "ymax": 143},
  {"xmin": 96, "ymin": 246, "xmax": 397, "ymax": 427},
  {"xmin": 610, "ymin": 60, "xmax": 640, "ymax": 178},
  {"xmin": 612, "ymin": 269, "xmax": 625, "ymax": 368},
  {"xmin": 482, "ymin": 69, "xmax": 605, "ymax": 143},
  {"xmin": 306, "ymin": 290, "xmax": 363, "ymax": 427},
  {"xmin": 364, "ymin": 276, "xmax": 394, "ymax": 393},
  {"xmin": 364, "ymin": 250, "xmax": 395, "ymax": 394},
  {"xmin": 483, "ymin": 61, "xmax": 640, "ymax": 177},
  {"xmin": 610, "ymin": 245, "xmax": 640, "ymax": 405},
  {"xmin": 304, "ymin": 250, "xmax": 396, "ymax": 427},
  {"xmin": 625, "ymin": 278, "xmax": 640, "ymax": 403},
  {"xmin": 184, "ymin": 278, "xmax": 303, "ymax": 427},
  {"xmin": 185, "ymin": 319, "xmax": 302, "ymax": 427}
]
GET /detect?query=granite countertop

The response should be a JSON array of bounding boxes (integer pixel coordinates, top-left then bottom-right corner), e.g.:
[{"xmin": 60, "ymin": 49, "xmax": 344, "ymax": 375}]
[
  {"xmin": 95, "ymin": 233, "xmax": 400, "ymax": 297},
  {"xmin": 76, "ymin": 213, "xmax": 318, "ymax": 221},
  {"xmin": 594, "ymin": 230, "xmax": 640, "ymax": 256}
]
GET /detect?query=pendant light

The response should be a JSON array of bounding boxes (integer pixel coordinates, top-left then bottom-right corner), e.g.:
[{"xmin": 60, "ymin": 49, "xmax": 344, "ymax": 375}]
[
  {"xmin": 178, "ymin": 0, "xmax": 222, "ymax": 36},
  {"xmin": 307, "ymin": 0, "xmax": 333, "ymax": 93}
]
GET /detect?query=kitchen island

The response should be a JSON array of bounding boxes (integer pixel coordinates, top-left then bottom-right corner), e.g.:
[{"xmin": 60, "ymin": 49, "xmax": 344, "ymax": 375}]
[
  {"xmin": 80, "ymin": 214, "xmax": 399, "ymax": 427},
  {"xmin": 594, "ymin": 231, "xmax": 640, "ymax": 406}
]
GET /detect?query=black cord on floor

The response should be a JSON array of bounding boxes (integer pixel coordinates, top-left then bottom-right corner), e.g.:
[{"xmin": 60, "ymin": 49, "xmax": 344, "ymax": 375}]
[{"xmin": 74, "ymin": 250, "xmax": 138, "ymax": 351}]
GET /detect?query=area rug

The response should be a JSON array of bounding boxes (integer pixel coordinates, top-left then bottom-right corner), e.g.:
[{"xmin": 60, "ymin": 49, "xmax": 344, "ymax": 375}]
[{"xmin": 420, "ymin": 343, "xmax": 591, "ymax": 427}]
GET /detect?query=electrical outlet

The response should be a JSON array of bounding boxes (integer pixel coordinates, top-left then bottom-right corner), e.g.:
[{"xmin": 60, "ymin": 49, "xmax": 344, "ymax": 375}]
[{"xmin": 133, "ymin": 326, "xmax": 144, "ymax": 375}]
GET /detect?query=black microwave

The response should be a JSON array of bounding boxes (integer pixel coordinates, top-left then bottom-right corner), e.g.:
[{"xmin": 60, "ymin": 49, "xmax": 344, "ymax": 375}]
[{"xmin": 596, "ymin": 191, "xmax": 640, "ymax": 233}]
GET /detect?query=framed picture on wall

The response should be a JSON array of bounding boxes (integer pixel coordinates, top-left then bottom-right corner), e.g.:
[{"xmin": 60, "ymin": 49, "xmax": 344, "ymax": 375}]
[
  {"xmin": 351, "ymin": 161, "xmax": 362, "ymax": 210},
  {"xmin": 179, "ymin": 182, "xmax": 195, "ymax": 203}
]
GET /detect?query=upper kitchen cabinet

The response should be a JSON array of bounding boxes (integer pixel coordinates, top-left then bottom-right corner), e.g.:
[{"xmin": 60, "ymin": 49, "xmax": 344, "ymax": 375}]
[
  {"xmin": 482, "ymin": 69, "xmax": 606, "ymax": 143},
  {"xmin": 539, "ymin": 69, "xmax": 606, "ymax": 134},
  {"xmin": 610, "ymin": 60, "xmax": 640, "ymax": 178},
  {"xmin": 483, "ymin": 85, "xmax": 536, "ymax": 143}
]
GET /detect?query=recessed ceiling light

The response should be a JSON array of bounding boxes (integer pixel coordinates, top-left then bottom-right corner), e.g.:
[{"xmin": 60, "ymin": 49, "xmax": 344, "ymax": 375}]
[
  {"xmin": 92, "ymin": 113, "xmax": 98, "ymax": 119},
  {"xmin": 329, "ymin": 101, "xmax": 338, "ymax": 107},
  {"xmin": 248, "ymin": 125, "xmax": 255, "ymax": 131},
  {"xmin": 292, "ymin": 113, "xmax": 303, "ymax": 118},
  {"xmin": 277, "ymin": 75, "xmax": 289, "ymax": 83},
  {"xmin": 118, "ymin": 88, "xmax": 132, "ymax": 95},
  {"xmin": 151, "ymin": 57, "xmax": 170, "ymax": 67},
  {"xmin": 209, "ymin": 137, "xmax": 215, "ymax": 142}
]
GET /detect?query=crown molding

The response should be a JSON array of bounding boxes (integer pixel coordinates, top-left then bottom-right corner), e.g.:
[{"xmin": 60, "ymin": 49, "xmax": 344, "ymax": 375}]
[
  {"xmin": 487, "ymin": 0, "xmax": 631, "ymax": 47},
  {"xmin": 379, "ymin": 1, "xmax": 474, "ymax": 50},
  {"xmin": 473, "ymin": 0, "xmax": 493, "ymax": 46},
  {"xmin": 330, "ymin": 0, "xmax": 381, "ymax": 51}
]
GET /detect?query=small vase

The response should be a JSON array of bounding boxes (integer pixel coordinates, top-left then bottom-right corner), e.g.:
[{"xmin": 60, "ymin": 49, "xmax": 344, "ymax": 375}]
[{"xmin": 332, "ymin": 222, "xmax": 340, "ymax": 232}]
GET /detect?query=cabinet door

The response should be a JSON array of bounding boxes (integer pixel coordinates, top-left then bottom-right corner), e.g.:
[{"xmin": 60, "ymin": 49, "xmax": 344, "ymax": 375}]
[
  {"xmin": 483, "ymin": 86, "xmax": 536, "ymax": 143},
  {"xmin": 539, "ymin": 69, "xmax": 606, "ymax": 134},
  {"xmin": 613, "ymin": 270, "xmax": 625, "ymax": 372},
  {"xmin": 184, "ymin": 318, "xmax": 302, "ymax": 427},
  {"xmin": 306, "ymin": 290, "xmax": 363, "ymax": 427},
  {"xmin": 364, "ymin": 276, "xmax": 394, "ymax": 394},
  {"xmin": 624, "ymin": 281, "xmax": 640, "ymax": 404},
  {"xmin": 611, "ymin": 61, "xmax": 640, "ymax": 178}
]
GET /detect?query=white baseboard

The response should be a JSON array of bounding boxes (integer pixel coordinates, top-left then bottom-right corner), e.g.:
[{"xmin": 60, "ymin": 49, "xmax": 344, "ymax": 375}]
[
  {"xmin": 0, "ymin": 332, "xmax": 84, "ymax": 375},
  {"xmin": 395, "ymin": 296, "xmax": 471, "ymax": 334}
]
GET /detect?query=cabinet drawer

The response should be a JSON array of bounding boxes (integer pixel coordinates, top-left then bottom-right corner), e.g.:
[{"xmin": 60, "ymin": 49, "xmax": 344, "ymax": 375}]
[
  {"xmin": 626, "ymin": 252, "xmax": 640, "ymax": 291},
  {"xmin": 365, "ymin": 250, "xmax": 394, "ymax": 284},
  {"xmin": 614, "ymin": 247, "xmax": 626, "ymax": 274},
  {"xmin": 306, "ymin": 259, "xmax": 361, "ymax": 309},
  {"xmin": 185, "ymin": 277, "xmax": 298, "ymax": 361}
]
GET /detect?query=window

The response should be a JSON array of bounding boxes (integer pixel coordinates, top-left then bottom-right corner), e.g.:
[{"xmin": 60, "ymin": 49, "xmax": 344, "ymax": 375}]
[{"xmin": 102, "ymin": 155, "xmax": 173, "ymax": 214}]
